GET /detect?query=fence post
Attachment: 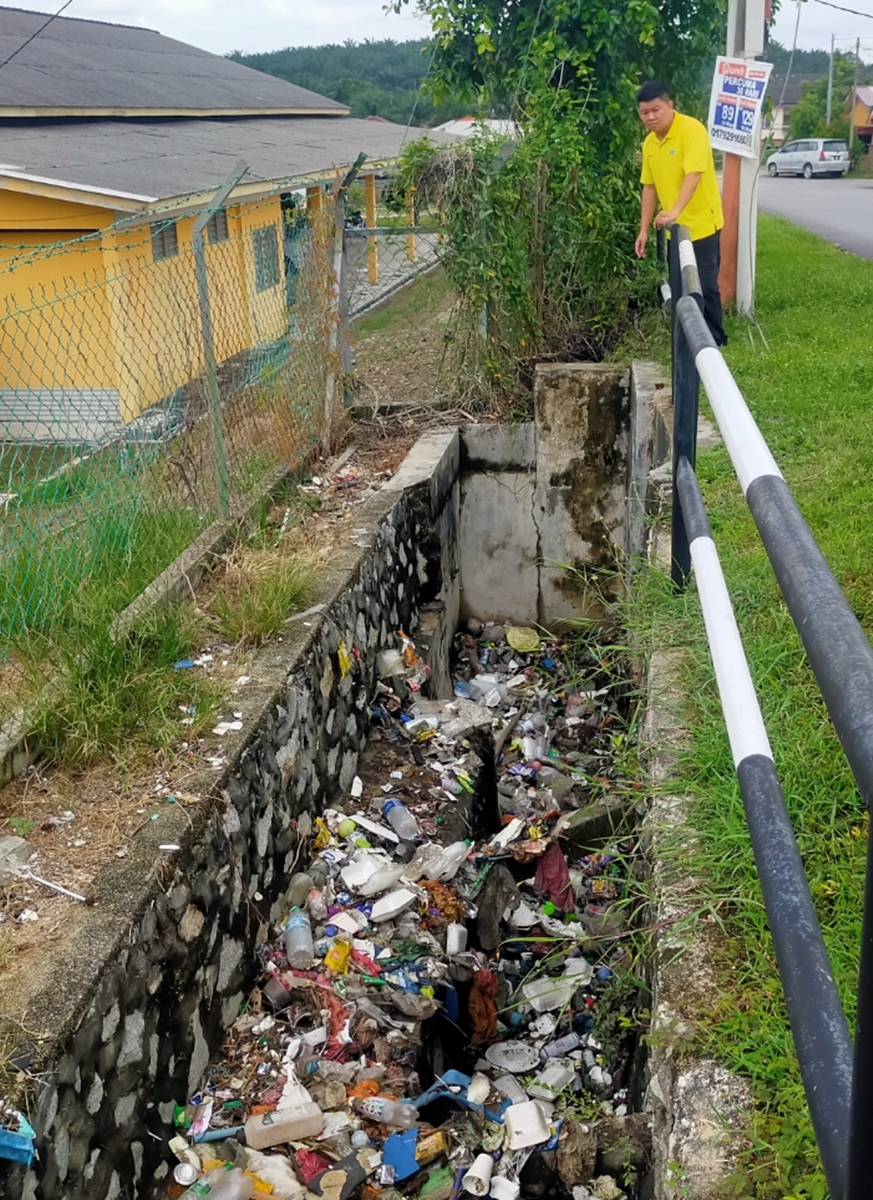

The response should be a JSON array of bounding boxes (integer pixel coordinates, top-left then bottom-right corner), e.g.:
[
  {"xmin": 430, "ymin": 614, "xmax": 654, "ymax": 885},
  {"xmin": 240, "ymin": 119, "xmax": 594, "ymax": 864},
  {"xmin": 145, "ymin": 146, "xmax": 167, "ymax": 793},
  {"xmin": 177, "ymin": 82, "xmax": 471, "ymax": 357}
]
[
  {"xmin": 365, "ymin": 173, "xmax": 379, "ymax": 285},
  {"xmin": 406, "ymin": 187, "xmax": 417, "ymax": 262},
  {"xmin": 325, "ymin": 155, "xmax": 367, "ymax": 454},
  {"xmin": 192, "ymin": 159, "xmax": 248, "ymax": 519}
]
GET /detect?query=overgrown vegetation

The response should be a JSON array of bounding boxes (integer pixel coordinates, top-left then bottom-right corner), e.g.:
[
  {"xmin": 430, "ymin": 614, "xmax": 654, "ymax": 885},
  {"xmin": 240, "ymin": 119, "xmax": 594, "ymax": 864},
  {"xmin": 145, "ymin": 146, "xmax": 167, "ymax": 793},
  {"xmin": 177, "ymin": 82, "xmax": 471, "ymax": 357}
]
[
  {"xmin": 387, "ymin": 0, "xmax": 722, "ymax": 402},
  {"xmin": 209, "ymin": 546, "xmax": 319, "ymax": 646},
  {"xmin": 628, "ymin": 215, "xmax": 873, "ymax": 1197},
  {"xmin": 22, "ymin": 481, "xmax": 323, "ymax": 768}
]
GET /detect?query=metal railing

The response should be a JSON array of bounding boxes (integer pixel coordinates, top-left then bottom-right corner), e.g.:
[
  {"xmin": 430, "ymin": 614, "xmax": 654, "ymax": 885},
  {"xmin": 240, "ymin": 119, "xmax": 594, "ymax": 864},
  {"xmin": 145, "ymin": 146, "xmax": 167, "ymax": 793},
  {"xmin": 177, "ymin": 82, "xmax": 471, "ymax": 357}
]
[{"xmin": 659, "ymin": 224, "xmax": 873, "ymax": 1200}]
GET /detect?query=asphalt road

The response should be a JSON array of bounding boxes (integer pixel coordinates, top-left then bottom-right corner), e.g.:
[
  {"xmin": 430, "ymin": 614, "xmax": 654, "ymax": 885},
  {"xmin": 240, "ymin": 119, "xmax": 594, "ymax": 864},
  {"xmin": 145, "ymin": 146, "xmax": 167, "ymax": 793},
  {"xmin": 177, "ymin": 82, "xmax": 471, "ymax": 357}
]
[{"xmin": 757, "ymin": 174, "xmax": 873, "ymax": 260}]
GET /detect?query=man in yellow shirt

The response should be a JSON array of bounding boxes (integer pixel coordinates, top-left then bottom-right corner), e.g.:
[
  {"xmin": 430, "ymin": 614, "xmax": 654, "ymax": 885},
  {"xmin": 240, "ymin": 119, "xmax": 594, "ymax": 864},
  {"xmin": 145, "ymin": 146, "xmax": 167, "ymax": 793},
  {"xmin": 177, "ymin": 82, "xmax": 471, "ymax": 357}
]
[{"xmin": 634, "ymin": 80, "xmax": 727, "ymax": 346}]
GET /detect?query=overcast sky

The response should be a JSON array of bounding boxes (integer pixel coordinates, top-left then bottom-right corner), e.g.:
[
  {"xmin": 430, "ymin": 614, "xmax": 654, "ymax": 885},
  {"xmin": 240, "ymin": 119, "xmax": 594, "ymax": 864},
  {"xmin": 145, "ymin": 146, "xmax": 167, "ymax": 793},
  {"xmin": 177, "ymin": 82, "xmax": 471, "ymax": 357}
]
[
  {"xmin": 8, "ymin": 0, "xmax": 873, "ymax": 62},
  {"xmin": 771, "ymin": 1, "xmax": 873, "ymax": 61},
  {"xmin": 12, "ymin": 0, "xmax": 432, "ymax": 55}
]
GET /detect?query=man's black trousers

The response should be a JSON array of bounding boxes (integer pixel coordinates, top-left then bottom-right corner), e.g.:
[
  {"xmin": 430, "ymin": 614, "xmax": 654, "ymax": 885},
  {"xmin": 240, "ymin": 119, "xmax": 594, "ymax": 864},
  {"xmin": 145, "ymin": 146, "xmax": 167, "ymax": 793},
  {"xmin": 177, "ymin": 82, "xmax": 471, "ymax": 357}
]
[{"xmin": 692, "ymin": 230, "xmax": 727, "ymax": 347}]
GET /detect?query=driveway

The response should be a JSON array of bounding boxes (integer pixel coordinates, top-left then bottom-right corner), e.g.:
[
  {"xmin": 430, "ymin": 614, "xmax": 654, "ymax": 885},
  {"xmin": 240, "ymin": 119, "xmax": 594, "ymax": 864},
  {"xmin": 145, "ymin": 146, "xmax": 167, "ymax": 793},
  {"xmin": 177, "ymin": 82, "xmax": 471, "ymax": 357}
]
[{"xmin": 757, "ymin": 174, "xmax": 873, "ymax": 260}]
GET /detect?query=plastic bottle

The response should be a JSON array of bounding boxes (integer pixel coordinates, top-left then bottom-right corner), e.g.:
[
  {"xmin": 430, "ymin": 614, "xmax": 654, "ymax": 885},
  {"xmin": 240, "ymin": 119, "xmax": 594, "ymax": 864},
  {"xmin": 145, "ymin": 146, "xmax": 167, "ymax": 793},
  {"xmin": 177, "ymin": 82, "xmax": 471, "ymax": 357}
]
[
  {"xmin": 308, "ymin": 859, "xmax": 329, "ymax": 888},
  {"xmin": 284, "ymin": 909, "xmax": 314, "ymax": 969},
  {"xmin": 307, "ymin": 888, "xmax": 328, "ymax": 921},
  {"xmin": 543, "ymin": 1032, "xmax": 582, "ymax": 1058},
  {"xmin": 208, "ymin": 1169, "xmax": 254, "ymax": 1200},
  {"xmin": 243, "ymin": 1103, "xmax": 324, "ymax": 1150},
  {"xmin": 351, "ymin": 1095, "xmax": 419, "ymax": 1129},
  {"xmin": 288, "ymin": 872, "xmax": 314, "ymax": 908},
  {"xmin": 382, "ymin": 799, "xmax": 419, "ymax": 841}
]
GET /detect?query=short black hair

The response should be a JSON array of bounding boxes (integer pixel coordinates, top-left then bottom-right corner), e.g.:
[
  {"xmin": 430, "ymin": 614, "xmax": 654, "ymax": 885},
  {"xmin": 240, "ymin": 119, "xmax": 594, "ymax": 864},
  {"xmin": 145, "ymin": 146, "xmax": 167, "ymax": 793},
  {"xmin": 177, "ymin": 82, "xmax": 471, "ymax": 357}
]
[{"xmin": 636, "ymin": 80, "xmax": 671, "ymax": 104}]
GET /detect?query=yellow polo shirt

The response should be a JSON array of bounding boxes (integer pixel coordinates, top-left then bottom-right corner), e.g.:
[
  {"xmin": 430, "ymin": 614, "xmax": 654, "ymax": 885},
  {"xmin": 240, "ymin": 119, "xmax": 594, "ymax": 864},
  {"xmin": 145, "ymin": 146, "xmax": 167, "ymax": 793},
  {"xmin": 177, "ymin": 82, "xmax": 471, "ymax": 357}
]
[{"xmin": 641, "ymin": 111, "xmax": 723, "ymax": 242}]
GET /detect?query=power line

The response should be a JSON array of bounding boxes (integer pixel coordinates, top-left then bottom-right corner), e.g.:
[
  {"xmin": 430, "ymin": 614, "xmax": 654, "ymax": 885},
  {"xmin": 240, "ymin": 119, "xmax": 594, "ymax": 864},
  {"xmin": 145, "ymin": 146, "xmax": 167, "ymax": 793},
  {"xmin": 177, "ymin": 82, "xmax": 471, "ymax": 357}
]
[
  {"xmin": 777, "ymin": 0, "xmax": 804, "ymax": 111},
  {"xmin": 814, "ymin": 0, "xmax": 873, "ymax": 18},
  {"xmin": 399, "ymin": 39, "xmax": 438, "ymax": 152},
  {"xmin": 0, "ymin": 0, "xmax": 73, "ymax": 74}
]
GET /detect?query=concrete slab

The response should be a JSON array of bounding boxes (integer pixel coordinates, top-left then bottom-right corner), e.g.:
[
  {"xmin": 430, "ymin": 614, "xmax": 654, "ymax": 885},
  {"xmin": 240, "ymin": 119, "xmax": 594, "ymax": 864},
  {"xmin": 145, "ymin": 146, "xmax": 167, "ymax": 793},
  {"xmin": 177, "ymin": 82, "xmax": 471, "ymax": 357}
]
[
  {"xmin": 458, "ymin": 471, "xmax": 539, "ymax": 625},
  {"xmin": 460, "ymin": 423, "xmax": 536, "ymax": 471},
  {"xmin": 534, "ymin": 363, "xmax": 630, "ymax": 625}
]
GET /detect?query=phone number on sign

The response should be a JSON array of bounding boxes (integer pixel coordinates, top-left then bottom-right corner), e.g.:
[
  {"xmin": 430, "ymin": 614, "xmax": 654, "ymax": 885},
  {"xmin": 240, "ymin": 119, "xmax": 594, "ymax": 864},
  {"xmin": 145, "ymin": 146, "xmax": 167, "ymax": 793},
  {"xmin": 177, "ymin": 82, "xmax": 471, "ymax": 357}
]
[{"xmin": 710, "ymin": 125, "xmax": 754, "ymax": 145}]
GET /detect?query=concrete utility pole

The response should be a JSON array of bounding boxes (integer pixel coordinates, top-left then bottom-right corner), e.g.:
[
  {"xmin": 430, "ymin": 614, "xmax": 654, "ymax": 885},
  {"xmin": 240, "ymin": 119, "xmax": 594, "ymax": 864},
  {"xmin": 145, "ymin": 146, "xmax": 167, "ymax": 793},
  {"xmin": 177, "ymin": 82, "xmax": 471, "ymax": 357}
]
[
  {"xmin": 720, "ymin": 0, "xmax": 767, "ymax": 316},
  {"xmin": 827, "ymin": 33, "xmax": 835, "ymax": 125}
]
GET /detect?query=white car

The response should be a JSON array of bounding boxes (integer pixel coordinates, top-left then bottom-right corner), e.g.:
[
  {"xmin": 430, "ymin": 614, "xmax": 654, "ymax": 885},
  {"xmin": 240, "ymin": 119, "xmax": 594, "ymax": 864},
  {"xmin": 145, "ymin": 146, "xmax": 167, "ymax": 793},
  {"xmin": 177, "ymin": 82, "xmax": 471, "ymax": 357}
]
[{"xmin": 766, "ymin": 138, "xmax": 850, "ymax": 179}]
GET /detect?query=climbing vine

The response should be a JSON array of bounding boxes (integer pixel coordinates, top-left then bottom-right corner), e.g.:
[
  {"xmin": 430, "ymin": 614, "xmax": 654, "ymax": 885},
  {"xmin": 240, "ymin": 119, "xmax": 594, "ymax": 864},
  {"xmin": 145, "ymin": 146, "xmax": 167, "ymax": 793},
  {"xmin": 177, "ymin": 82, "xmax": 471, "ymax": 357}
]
[{"xmin": 391, "ymin": 0, "xmax": 725, "ymax": 397}]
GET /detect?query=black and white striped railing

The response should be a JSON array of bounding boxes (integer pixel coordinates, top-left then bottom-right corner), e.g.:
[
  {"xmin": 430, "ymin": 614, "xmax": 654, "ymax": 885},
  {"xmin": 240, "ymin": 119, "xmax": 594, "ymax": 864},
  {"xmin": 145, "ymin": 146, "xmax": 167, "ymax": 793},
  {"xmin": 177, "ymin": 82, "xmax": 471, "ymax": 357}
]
[{"xmin": 662, "ymin": 227, "xmax": 873, "ymax": 1200}]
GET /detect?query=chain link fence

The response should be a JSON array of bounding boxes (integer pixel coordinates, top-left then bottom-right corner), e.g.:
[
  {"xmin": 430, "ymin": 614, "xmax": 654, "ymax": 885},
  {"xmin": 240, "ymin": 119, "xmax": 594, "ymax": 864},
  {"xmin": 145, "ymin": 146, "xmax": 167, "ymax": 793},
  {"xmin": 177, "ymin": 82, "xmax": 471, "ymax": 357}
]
[
  {"xmin": 343, "ymin": 175, "xmax": 463, "ymax": 415},
  {"xmin": 0, "ymin": 161, "xmax": 465, "ymax": 722},
  {"xmin": 0, "ymin": 177, "xmax": 343, "ymax": 714}
]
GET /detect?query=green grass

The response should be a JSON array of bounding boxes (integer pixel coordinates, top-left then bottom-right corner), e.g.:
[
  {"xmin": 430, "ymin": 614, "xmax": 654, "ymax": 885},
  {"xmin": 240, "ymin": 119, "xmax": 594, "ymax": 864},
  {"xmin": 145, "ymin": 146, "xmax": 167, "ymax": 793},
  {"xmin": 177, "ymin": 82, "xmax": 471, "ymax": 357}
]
[
  {"xmin": 630, "ymin": 215, "xmax": 873, "ymax": 1199},
  {"xmin": 30, "ymin": 602, "xmax": 225, "ymax": 768},
  {"xmin": 209, "ymin": 546, "xmax": 319, "ymax": 647},
  {"xmin": 0, "ymin": 442, "xmax": 90, "ymax": 493},
  {"xmin": 353, "ymin": 264, "xmax": 453, "ymax": 338},
  {"xmin": 0, "ymin": 498, "xmax": 204, "ymax": 654}
]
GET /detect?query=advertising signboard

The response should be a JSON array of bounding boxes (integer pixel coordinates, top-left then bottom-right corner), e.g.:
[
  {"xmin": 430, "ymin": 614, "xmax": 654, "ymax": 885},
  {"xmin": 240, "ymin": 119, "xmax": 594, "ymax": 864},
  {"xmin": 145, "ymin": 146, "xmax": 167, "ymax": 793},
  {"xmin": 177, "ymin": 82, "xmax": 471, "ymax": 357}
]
[{"xmin": 707, "ymin": 57, "xmax": 773, "ymax": 158}]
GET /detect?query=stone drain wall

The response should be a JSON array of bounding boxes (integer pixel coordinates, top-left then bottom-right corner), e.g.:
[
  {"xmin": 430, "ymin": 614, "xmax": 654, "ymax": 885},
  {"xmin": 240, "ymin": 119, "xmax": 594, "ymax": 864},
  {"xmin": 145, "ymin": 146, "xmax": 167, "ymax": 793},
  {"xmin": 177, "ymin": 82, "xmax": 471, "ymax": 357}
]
[{"xmin": 1, "ymin": 432, "xmax": 460, "ymax": 1200}]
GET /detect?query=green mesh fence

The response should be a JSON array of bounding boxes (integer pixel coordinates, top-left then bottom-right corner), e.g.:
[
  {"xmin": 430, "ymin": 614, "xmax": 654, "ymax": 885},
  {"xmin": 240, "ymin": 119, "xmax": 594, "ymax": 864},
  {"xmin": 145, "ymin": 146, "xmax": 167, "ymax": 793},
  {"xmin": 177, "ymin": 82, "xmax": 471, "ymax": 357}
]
[{"xmin": 0, "ymin": 182, "xmax": 343, "ymax": 714}]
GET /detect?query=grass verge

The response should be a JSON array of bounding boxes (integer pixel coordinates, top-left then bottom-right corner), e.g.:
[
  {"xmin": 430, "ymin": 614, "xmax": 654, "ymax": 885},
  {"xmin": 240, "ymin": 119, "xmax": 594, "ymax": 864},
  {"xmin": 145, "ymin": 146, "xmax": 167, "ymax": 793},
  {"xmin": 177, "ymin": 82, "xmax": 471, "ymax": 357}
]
[
  {"xmin": 30, "ymin": 603, "xmax": 225, "ymax": 769},
  {"xmin": 353, "ymin": 265, "xmax": 452, "ymax": 339},
  {"xmin": 26, "ymin": 482, "xmax": 323, "ymax": 768},
  {"xmin": 209, "ymin": 544, "xmax": 320, "ymax": 646},
  {"xmin": 629, "ymin": 215, "xmax": 872, "ymax": 1199}
]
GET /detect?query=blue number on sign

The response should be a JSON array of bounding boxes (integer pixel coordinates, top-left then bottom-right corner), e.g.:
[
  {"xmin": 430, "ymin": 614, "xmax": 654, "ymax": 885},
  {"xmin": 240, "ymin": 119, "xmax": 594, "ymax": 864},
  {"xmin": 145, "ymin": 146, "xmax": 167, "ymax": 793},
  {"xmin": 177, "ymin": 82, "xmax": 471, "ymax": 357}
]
[
  {"xmin": 740, "ymin": 107, "xmax": 755, "ymax": 129},
  {"xmin": 720, "ymin": 104, "xmax": 736, "ymax": 124}
]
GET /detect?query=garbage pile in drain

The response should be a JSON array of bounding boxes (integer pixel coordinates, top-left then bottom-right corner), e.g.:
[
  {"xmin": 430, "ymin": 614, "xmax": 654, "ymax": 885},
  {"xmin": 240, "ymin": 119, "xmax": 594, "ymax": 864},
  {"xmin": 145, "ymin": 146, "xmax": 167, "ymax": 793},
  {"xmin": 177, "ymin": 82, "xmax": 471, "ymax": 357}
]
[{"xmin": 159, "ymin": 622, "xmax": 649, "ymax": 1200}]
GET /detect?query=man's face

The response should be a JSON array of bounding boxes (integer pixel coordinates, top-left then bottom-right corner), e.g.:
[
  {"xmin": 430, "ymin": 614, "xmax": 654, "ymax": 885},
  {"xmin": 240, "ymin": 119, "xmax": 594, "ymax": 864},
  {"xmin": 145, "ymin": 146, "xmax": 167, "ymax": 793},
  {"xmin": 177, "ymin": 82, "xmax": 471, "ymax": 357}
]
[{"xmin": 638, "ymin": 96, "xmax": 675, "ymax": 137}]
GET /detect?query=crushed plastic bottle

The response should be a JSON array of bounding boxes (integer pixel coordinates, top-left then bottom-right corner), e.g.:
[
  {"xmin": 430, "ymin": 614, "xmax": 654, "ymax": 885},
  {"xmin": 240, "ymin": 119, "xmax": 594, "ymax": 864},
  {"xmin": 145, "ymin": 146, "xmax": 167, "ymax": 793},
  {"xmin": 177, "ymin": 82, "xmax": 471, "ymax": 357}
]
[
  {"xmin": 351, "ymin": 1095, "xmax": 419, "ymax": 1129},
  {"xmin": 287, "ymin": 872, "xmax": 314, "ymax": 908},
  {"xmin": 382, "ymin": 799, "xmax": 419, "ymax": 841}
]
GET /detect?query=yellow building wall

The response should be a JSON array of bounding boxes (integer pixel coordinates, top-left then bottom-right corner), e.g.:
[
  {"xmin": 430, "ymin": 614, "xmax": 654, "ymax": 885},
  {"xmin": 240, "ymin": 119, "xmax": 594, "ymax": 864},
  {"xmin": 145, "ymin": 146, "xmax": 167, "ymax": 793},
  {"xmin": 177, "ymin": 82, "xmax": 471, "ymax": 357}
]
[
  {"xmin": 238, "ymin": 200, "xmax": 288, "ymax": 347},
  {"xmin": 104, "ymin": 198, "xmax": 286, "ymax": 421},
  {"xmin": 104, "ymin": 219, "xmax": 202, "ymax": 422},
  {"xmin": 852, "ymin": 99, "xmax": 872, "ymax": 131},
  {"xmin": 0, "ymin": 188, "xmax": 289, "ymax": 426},
  {"xmin": 0, "ymin": 230, "xmax": 117, "ymax": 394}
]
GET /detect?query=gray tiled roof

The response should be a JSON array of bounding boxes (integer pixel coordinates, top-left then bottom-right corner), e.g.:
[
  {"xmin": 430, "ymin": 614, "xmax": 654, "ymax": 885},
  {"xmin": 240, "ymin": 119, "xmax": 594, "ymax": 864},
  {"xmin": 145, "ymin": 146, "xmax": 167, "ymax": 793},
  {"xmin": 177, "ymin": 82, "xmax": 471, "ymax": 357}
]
[
  {"xmin": 0, "ymin": 115, "xmax": 449, "ymax": 201},
  {"xmin": 0, "ymin": 6, "xmax": 347, "ymax": 114}
]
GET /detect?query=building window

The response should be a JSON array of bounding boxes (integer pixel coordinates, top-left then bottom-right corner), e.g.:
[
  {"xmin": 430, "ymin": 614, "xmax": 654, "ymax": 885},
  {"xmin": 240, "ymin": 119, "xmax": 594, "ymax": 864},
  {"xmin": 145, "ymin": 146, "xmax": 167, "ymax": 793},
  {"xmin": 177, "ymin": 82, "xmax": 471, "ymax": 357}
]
[
  {"xmin": 150, "ymin": 220, "xmax": 178, "ymax": 262},
  {"xmin": 206, "ymin": 210, "xmax": 229, "ymax": 244},
  {"xmin": 253, "ymin": 226, "xmax": 280, "ymax": 291}
]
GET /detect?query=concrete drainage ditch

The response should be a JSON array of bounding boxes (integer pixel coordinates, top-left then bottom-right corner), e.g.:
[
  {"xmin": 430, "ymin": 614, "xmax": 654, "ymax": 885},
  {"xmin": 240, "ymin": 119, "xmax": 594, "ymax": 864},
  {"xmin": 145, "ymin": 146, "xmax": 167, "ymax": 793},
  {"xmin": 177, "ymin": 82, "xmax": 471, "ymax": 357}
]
[
  {"xmin": 165, "ymin": 616, "xmax": 648, "ymax": 1200},
  {"xmin": 0, "ymin": 364, "xmax": 748, "ymax": 1200}
]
